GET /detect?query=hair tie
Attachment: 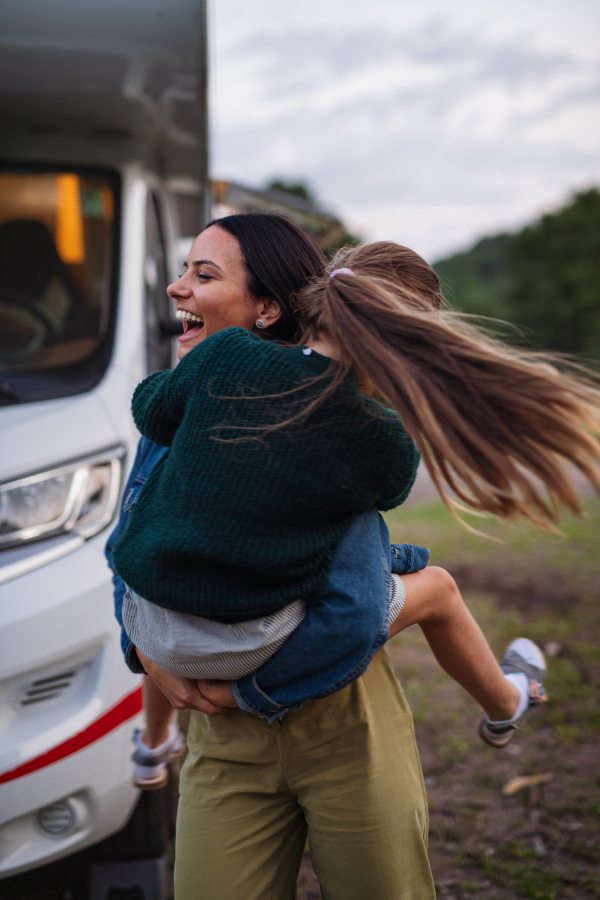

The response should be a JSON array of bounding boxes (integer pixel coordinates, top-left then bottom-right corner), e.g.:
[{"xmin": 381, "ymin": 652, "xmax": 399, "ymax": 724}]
[{"xmin": 329, "ymin": 267, "xmax": 355, "ymax": 279}]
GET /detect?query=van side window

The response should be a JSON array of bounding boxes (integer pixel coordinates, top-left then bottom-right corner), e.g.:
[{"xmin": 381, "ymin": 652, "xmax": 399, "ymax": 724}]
[{"xmin": 145, "ymin": 193, "xmax": 172, "ymax": 374}]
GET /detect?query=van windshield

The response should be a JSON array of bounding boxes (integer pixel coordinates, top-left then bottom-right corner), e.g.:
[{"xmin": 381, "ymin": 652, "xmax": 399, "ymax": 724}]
[{"xmin": 0, "ymin": 168, "xmax": 118, "ymax": 405}]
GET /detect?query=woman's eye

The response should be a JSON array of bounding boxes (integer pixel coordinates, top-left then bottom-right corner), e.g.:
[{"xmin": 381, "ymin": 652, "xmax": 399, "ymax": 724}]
[{"xmin": 197, "ymin": 273, "xmax": 213, "ymax": 281}]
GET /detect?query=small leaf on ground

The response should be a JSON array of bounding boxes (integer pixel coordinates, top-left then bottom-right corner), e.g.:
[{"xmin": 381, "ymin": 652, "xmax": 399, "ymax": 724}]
[{"xmin": 502, "ymin": 773, "xmax": 555, "ymax": 796}]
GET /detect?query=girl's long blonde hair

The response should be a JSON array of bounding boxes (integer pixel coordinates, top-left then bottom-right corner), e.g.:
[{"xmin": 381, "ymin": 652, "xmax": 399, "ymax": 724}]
[{"xmin": 298, "ymin": 241, "xmax": 600, "ymax": 528}]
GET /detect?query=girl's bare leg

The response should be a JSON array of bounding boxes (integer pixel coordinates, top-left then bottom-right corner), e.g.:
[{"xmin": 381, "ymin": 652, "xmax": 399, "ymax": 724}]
[
  {"xmin": 142, "ymin": 675, "xmax": 175, "ymax": 748},
  {"xmin": 390, "ymin": 567, "xmax": 520, "ymax": 722}
]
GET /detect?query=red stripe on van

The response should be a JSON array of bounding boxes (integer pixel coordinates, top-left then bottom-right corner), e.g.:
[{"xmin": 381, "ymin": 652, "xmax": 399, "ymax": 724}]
[{"xmin": 0, "ymin": 686, "xmax": 143, "ymax": 785}]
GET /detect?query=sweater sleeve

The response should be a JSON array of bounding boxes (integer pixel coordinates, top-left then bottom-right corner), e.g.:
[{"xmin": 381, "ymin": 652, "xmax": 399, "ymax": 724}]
[
  {"xmin": 131, "ymin": 369, "xmax": 183, "ymax": 447},
  {"xmin": 365, "ymin": 405, "xmax": 421, "ymax": 511},
  {"xmin": 130, "ymin": 328, "xmax": 253, "ymax": 447},
  {"xmin": 376, "ymin": 437, "xmax": 420, "ymax": 510}
]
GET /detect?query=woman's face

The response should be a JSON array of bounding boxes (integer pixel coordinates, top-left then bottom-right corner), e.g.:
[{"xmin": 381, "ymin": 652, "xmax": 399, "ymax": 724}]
[{"xmin": 168, "ymin": 225, "xmax": 281, "ymax": 360}]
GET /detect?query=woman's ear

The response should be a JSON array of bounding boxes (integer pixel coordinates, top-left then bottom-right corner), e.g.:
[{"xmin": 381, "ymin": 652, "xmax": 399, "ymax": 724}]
[{"xmin": 255, "ymin": 297, "xmax": 281, "ymax": 329}]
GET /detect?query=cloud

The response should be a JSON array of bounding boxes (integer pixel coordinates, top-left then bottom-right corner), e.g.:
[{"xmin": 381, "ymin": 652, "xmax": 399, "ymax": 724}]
[{"xmin": 212, "ymin": 15, "xmax": 600, "ymax": 258}]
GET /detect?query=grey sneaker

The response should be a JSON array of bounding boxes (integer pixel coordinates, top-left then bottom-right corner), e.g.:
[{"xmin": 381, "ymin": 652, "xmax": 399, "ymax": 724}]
[
  {"xmin": 479, "ymin": 638, "xmax": 547, "ymax": 749},
  {"xmin": 132, "ymin": 724, "xmax": 186, "ymax": 790}
]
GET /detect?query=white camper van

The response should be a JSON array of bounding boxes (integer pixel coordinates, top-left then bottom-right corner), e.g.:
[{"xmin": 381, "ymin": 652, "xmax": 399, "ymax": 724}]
[{"xmin": 0, "ymin": 0, "xmax": 208, "ymax": 881}]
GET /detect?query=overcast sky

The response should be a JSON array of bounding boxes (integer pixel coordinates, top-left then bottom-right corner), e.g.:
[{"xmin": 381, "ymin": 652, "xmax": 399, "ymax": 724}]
[{"xmin": 210, "ymin": 0, "xmax": 600, "ymax": 261}]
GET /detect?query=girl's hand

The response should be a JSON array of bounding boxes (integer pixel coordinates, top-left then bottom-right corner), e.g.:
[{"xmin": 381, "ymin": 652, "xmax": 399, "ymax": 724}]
[
  {"xmin": 135, "ymin": 647, "xmax": 229, "ymax": 717},
  {"xmin": 195, "ymin": 679, "xmax": 238, "ymax": 708}
]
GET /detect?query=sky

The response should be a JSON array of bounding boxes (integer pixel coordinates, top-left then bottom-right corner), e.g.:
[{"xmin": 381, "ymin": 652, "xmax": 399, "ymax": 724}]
[{"xmin": 210, "ymin": 0, "xmax": 600, "ymax": 261}]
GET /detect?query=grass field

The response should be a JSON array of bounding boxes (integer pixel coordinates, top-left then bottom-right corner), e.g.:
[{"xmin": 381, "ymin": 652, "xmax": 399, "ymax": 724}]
[{"xmin": 378, "ymin": 498, "xmax": 600, "ymax": 900}]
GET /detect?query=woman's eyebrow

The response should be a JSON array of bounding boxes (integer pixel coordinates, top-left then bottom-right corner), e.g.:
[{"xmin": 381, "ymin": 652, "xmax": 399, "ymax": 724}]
[{"xmin": 189, "ymin": 259, "xmax": 224, "ymax": 273}]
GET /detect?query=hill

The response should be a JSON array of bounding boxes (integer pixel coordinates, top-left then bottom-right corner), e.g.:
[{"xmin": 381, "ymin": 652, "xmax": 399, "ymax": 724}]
[{"xmin": 433, "ymin": 189, "xmax": 600, "ymax": 357}]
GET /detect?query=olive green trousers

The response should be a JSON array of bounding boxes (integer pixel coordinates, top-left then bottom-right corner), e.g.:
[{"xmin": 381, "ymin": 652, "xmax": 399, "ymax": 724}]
[{"xmin": 175, "ymin": 649, "xmax": 435, "ymax": 899}]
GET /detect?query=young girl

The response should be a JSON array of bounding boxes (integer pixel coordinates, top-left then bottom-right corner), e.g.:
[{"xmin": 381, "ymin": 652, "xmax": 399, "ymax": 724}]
[{"xmin": 112, "ymin": 222, "xmax": 600, "ymax": 775}]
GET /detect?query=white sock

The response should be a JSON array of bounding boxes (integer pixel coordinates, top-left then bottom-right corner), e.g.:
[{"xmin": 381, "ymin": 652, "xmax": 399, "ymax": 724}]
[
  {"xmin": 136, "ymin": 724, "xmax": 174, "ymax": 754},
  {"xmin": 486, "ymin": 673, "xmax": 529, "ymax": 725}
]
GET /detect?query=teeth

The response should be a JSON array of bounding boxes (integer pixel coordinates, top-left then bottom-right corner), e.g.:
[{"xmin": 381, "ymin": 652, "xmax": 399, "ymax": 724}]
[{"xmin": 176, "ymin": 310, "xmax": 203, "ymax": 324}]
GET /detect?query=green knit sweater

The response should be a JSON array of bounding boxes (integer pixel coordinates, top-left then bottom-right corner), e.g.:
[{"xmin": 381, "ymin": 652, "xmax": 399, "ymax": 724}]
[{"xmin": 113, "ymin": 327, "xmax": 419, "ymax": 622}]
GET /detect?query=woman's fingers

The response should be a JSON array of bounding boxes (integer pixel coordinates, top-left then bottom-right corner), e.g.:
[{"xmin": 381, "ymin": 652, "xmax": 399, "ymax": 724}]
[
  {"xmin": 186, "ymin": 687, "xmax": 228, "ymax": 717},
  {"xmin": 195, "ymin": 679, "xmax": 238, "ymax": 708},
  {"xmin": 135, "ymin": 647, "xmax": 229, "ymax": 715}
]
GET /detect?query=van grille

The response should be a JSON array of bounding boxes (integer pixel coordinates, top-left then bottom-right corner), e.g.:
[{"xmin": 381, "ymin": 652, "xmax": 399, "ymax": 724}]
[{"xmin": 19, "ymin": 671, "xmax": 77, "ymax": 706}]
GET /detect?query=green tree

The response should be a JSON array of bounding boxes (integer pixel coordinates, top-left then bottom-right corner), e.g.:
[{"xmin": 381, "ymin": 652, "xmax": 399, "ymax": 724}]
[
  {"xmin": 433, "ymin": 189, "xmax": 600, "ymax": 357},
  {"xmin": 506, "ymin": 188, "xmax": 600, "ymax": 357},
  {"xmin": 264, "ymin": 178, "xmax": 361, "ymax": 257},
  {"xmin": 265, "ymin": 179, "xmax": 315, "ymax": 202},
  {"xmin": 434, "ymin": 234, "xmax": 511, "ymax": 320}
]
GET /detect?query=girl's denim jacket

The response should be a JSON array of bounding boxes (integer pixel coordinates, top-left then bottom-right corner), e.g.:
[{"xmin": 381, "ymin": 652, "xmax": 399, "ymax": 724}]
[{"xmin": 105, "ymin": 437, "xmax": 430, "ymax": 722}]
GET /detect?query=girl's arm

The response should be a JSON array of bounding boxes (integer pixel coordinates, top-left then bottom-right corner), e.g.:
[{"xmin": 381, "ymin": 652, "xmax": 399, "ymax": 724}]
[
  {"xmin": 131, "ymin": 370, "xmax": 183, "ymax": 447},
  {"xmin": 370, "ymin": 406, "xmax": 422, "ymax": 511},
  {"xmin": 131, "ymin": 328, "xmax": 244, "ymax": 447}
]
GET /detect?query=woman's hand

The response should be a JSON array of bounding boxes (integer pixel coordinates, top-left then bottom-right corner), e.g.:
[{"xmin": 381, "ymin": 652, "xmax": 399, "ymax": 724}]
[
  {"xmin": 135, "ymin": 647, "xmax": 230, "ymax": 717},
  {"xmin": 195, "ymin": 679, "xmax": 238, "ymax": 708}
]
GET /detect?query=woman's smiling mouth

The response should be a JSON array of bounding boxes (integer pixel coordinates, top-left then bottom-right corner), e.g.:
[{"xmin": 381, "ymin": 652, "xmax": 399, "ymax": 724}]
[{"xmin": 176, "ymin": 308, "xmax": 205, "ymax": 342}]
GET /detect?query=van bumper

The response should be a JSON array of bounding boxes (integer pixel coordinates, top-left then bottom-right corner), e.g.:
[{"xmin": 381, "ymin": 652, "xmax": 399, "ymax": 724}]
[{"xmin": 0, "ymin": 531, "xmax": 143, "ymax": 878}]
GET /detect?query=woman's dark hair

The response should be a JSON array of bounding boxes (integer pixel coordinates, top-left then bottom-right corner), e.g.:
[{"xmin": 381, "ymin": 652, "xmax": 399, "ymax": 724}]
[{"xmin": 204, "ymin": 212, "xmax": 325, "ymax": 343}]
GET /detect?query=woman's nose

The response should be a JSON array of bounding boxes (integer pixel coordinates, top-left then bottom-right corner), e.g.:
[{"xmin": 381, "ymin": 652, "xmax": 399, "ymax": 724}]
[{"xmin": 167, "ymin": 274, "xmax": 190, "ymax": 299}]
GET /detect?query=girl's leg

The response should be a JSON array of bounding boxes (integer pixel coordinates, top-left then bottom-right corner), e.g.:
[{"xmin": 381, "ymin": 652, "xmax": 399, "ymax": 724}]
[
  {"xmin": 132, "ymin": 677, "xmax": 184, "ymax": 790},
  {"xmin": 391, "ymin": 567, "xmax": 520, "ymax": 722},
  {"xmin": 141, "ymin": 676, "xmax": 174, "ymax": 748}
]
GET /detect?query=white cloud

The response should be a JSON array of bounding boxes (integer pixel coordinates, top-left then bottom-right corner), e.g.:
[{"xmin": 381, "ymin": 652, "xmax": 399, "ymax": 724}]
[{"xmin": 211, "ymin": 1, "xmax": 600, "ymax": 259}]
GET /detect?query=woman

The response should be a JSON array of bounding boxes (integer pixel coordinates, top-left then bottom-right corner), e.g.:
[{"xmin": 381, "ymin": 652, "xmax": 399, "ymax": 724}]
[
  {"xmin": 109, "ymin": 214, "xmax": 436, "ymax": 898},
  {"xmin": 113, "ymin": 212, "xmax": 600, "ymax": 899}
]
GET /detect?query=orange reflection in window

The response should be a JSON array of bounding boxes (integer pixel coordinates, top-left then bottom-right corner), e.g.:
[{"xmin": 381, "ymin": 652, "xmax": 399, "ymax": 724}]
[
  {"xmin": 56, "ymin": 174, "xmax": 85, "ymax": 264},
  {"xmin": 101, "ymin": 185, "xmax": 114, "ymax": 223}
]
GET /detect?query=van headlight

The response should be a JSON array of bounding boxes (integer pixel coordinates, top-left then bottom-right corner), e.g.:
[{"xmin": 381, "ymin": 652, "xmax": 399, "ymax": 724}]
[{"xmin": 0, "ymin": 446, "xmax": 125, "ymax": 548}]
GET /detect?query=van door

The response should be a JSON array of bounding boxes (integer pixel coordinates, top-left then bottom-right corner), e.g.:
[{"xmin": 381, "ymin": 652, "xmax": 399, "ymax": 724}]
[{"xmin": 145, "ymin": 192, "xmax": 174, "ymax": 375}]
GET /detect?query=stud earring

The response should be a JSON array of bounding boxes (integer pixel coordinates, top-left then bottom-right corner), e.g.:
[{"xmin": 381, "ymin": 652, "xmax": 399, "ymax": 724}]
[{"xmin": 256, "ymin": 319, "xmax": 265, "ymax": 329}]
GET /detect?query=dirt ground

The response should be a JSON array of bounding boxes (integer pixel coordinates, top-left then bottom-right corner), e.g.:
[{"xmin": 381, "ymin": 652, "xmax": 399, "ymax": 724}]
[{"xmin": 296, "ymin": 497, "xmax": 600, "ymax": 900}]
